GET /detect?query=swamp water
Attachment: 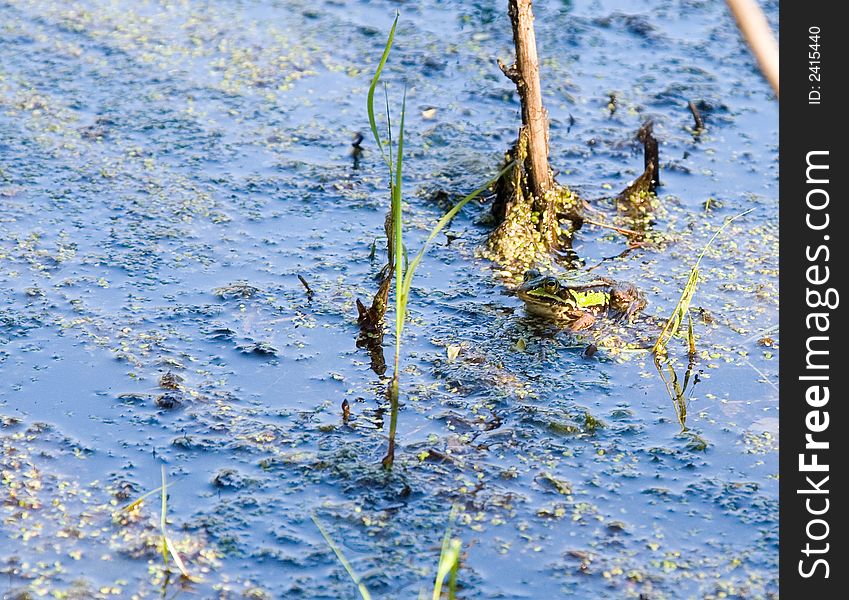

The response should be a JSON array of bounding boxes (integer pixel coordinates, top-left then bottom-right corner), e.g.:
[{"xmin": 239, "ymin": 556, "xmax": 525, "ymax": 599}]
[{"xmin": 0, "ymin": 0, "xmax": 778, "ymax": 597}]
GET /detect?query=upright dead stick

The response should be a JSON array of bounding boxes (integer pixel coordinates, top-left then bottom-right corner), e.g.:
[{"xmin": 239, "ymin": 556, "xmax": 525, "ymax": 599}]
[
  {"xmin": 500, "ymin": 0, "xmax": 553, "ymax": 205},
  {"xmin": 725, "ymin": 0, "xmax": 779, "ymax": 96}
]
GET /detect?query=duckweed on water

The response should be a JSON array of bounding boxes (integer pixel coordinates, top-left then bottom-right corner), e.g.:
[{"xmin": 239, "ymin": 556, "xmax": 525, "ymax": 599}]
[{"xmin": 1, "ymin": 0, "xmax": 777, "ymax": 597}]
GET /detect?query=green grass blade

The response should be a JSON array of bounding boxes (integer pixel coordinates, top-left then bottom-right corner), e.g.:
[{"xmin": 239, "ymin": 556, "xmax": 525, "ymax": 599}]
[
  {"xmin": 393, "ymin": 89, "xmax": 407, "ymax": 343},
  {"xmin": 653, "ymin": 268, "xmax": 698, "ymax": 354},
  {"xmin": 164, "ymin": 536, "xmax": 191, "ymax": 578},
  {"xmin": 393, "ymin": 88, "xmax": 406, "ymax": 209},
  {"xmin": 160, "ymin": 466, "xmax": 168, "ymax": 563},
  {"xmin": 384, "ymin": 84, "xmax": 394, "ymax": 183},
  {"xmin": 367, "ymin": 13, "xmax": 399, "ymax": 164},
  {"xmin": 385, "ymin": 89, "xmax": 406, "ymax": 469},
  {"xmin": 312, "ymin": 515, "xmax": 373, "ymax": 600},
  {"xmin": 652, "ymin": 208, "xmax": 753, "ymax": 354},
  {"xmin": 159, "ymin": 466, "xmax": 190, "ymax": 578},
  {"xmin": 430, "ymin": 507, "xmax": 461, "ymax": 600},
  {"xmin": 400, "ymin": 161, "xmax": 516, "ymax": 309},
  {"xmin": 121, "ymin": 480, "xmax": 174, "ymax": 512},
  {"xmin": 432, "ymin": 538, "xmax": 461, "ymax": 600},
  {"xmin": 694, "ymin": 208, "xmax": 754, "ymax": 265},
  {"xmin": 448, "ymin": 553, "xmax": 459, "ymax": 600}
]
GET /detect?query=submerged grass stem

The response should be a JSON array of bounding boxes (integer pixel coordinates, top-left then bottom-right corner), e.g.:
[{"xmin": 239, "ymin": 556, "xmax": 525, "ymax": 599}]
[{"xmin": 312, "ymin": 515, "xmax": 372, "ymax": 600}]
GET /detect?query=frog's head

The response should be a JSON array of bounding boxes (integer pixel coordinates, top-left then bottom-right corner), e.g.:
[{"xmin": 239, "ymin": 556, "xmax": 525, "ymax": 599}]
[
  {"xmin": 610, "ymin": 283, "xmax": 647, "ymax": 320},
  {"xmin": 516, "ymin": 270, "xmax": 572, "ymax": 319}
]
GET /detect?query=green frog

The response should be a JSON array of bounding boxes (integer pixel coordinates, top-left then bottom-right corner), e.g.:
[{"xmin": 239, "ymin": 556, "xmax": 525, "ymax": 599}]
[{"xmin": 516, "ymin": 269, "xmax": 647, "ymax": 330}]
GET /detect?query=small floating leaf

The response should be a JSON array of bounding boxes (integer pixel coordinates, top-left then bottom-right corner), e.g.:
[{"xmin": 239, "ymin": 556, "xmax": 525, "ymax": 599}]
[{"xmin": 540, "ymin": 471, "xmax": 572, "ymax": 495}]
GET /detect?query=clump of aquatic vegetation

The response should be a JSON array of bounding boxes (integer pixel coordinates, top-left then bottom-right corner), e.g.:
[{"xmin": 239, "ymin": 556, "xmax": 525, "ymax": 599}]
[
  {"xmin": 361, "ymin": 14, "xmax": 512, "ymax": 468},
  {"xmin": 650, "ymin": 209, "xmax": 756, "ymax": 449}
]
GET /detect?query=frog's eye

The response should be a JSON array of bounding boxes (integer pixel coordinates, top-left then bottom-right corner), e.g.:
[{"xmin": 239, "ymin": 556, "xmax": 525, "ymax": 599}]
[
  {"xmin": 543, "ymin": 277, "xmax": 560, "ymax": 293},
  {"xmin": 523, "ymin": 269, "xmax": 541, "ymax": 282}
]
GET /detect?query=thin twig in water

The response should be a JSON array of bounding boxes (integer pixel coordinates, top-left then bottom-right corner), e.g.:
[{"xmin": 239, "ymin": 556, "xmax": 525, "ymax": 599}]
[
  {"xmin": 297, "ymin": 275, "xmax": 314, "ymax": 300},
  {"xmin": 739, "ymin": 356, "xmax": 779, "ymax": 393},
  {"xmin": 688, "ymin": 100, "xmax": 705, "ymax": 131},
  {"xmin": 738, "ymin": 324, "xmax": 779, "ymax": 346},
  {"xmin": 583, "ymin": 247, "xmax": 638, "ymax": 273},
  {"xmin": 582, "ymin": 217, "xmax": 643, "ymax": 237}
]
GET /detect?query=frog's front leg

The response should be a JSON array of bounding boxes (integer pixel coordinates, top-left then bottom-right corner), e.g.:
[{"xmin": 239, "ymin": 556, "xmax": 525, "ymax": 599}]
[{"xmin": 568, "ymin": 310, "xmax": 596, "ymax": 331}]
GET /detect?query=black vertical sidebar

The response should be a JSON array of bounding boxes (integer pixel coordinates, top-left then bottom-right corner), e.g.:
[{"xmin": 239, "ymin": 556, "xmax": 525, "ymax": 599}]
[{"xmin": 780, "ymin": 1, "xmax": 845, "ymax": 597}]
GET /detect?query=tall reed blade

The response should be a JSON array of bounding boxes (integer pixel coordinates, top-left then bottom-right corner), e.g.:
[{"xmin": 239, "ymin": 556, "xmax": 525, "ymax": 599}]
[
  {"xmin": 383, "ymin": 375, "xmax": 400, "ymax": 469},
  {"xmin": 383, "ymin": 161, "xmax": 513, "ymax": 469},
  {"xmin": 653, "ymin": 268, "xmax": 699, "ymax": 354},
  {"xmin": 393, "ymin": 89, "xmax": 407, "ymax": 354},
  {"xmin": 368, "ymin": 13, "xmax": 399, "ymax": 166},
  {"xmin": 687, "ymin": 311, "xmax": 696, "ymax": 357},
  {"xmin": 366, "ymin": 13, "xmax": 514, "ymax": 470},
  {"xmin": 384, "ymin": 84, "xmax": 395, "ymax": 184},
  {"xmin": 383, "ymin": 89, "xmax": 406, "ymax": 470}
]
